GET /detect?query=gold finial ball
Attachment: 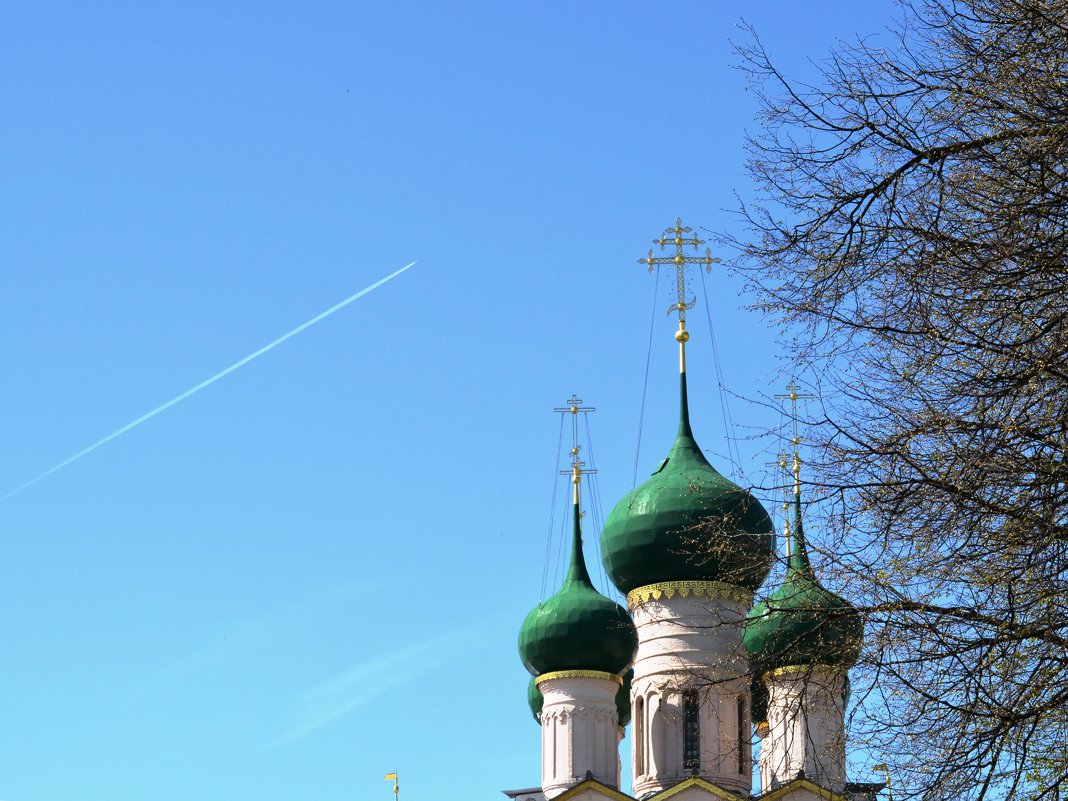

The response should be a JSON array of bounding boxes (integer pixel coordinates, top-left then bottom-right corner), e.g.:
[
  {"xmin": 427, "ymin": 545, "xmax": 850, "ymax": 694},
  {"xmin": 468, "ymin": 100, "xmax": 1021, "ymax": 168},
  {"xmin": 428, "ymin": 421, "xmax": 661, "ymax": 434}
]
[
  {"xmin": 675, "ymin": 329, "xmax": 690, "ymax": 342},
  {"xmin": 675, "ymin": 226, "xmax": 682, "ymax": 233},
  {"xmin": 674, "ymin": 236, "xmax": 682, "ymax": 245},
  {"xmin": 674, "ymin": 254, "xmax": 684, "ymax": 265},
  {"xmin": 571, "ymin": 405, "xmax": 579, "ymax": 414}
]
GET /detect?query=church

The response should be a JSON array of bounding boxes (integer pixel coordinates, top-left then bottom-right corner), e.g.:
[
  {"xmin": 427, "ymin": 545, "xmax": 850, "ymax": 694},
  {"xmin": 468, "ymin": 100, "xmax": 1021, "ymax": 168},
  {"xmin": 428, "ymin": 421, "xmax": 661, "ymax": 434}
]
[{"xmin": 510, "ymin": 221, "xmax": 883, "ymax": 801}]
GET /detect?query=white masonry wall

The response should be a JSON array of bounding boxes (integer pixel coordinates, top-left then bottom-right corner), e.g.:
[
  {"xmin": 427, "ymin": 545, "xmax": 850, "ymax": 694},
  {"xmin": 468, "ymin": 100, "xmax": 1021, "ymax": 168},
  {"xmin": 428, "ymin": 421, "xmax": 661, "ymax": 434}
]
[
  {"xmin": 759, "ymin": 664, "xmax": 849, "ymax": 793},
  {"xmin": 538, "ymin": 674, "xmax": 621, "ymax": 799},
  {"xmin": 628, "ymin": 588, "xmax": 753, "ymax": 797}
]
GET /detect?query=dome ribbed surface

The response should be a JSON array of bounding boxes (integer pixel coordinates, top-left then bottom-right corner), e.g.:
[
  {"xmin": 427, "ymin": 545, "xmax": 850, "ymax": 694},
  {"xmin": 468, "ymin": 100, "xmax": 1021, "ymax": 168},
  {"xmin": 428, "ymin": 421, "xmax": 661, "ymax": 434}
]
[
  {"xmin": 602, "ymin": 375, "xmax": 775, "ymax": 593},
  {"xmin": 527, "ymin": 675, "xmax": 543, "ymax": 722},
  {"xmin": 743, "ymin": 497, "xmax": 863, "ymax": 675},
  {"xmin": 519, "ymin": 501, "xmax": 638, "ymax": 677}
]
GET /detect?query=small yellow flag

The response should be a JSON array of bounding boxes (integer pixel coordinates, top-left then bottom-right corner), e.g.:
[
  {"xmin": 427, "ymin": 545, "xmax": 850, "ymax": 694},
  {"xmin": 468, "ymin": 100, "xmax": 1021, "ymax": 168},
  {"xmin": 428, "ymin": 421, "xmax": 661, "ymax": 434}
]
[{"xmin": 384, "ymin": 773, "xmax": 398, "ymax": 782}]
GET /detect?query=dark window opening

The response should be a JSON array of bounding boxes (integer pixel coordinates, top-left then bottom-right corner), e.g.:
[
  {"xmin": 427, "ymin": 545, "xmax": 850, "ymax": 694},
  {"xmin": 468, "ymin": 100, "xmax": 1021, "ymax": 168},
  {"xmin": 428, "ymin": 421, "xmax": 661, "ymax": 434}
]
[{"xmin": 683, "ymin": 690, "xmax": 700, "ymax": 771}]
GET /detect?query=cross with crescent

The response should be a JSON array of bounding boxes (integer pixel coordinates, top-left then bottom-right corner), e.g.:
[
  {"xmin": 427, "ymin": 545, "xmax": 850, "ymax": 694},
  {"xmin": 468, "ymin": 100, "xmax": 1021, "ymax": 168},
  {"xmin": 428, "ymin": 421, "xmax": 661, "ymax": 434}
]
[
  {"xmin": 638, "ymin": 217, "xmax": 721, "ymax": 323},
  {"xmin": 637, "ymin": 218, "xmax": 721, "ymax": 372}
]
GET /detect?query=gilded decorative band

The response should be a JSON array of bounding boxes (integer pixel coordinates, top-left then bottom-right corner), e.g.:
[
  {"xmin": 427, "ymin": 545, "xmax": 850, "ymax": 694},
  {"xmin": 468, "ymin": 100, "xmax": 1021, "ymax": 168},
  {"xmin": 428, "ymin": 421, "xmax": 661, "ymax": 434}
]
[
  {"xmin": 626, "ymin": 580, "xmax": 753, "ymax": 608},
  {"xmin": 535, "ymin": 670, "xmax": 623, "ymax": 686},
  {"xmin": 763, "ymin": 664, "xmax": 846, "ymax": 681}
]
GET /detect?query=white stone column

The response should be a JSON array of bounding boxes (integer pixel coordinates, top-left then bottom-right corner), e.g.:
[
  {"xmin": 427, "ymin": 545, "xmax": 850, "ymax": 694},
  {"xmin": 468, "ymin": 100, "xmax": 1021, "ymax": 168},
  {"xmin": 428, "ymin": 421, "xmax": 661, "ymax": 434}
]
[
  {"xmin": 758, "ymin": 665, "xmax": 849, "ymax": 793},
  {"xmin": 537, "ymin": 671, "xmax": 622, "ymax": 799},
  {"xmin": 627, "ymin": 583, "xmax": 753, "ymax": 797}
]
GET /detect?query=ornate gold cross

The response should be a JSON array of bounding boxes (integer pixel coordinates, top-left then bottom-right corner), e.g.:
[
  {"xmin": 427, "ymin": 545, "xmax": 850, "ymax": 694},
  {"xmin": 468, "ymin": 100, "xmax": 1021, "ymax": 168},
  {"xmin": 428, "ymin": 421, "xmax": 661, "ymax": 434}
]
[{"xmin": 638, "ymin": 217, "xmax": 720, "ymax": 323}]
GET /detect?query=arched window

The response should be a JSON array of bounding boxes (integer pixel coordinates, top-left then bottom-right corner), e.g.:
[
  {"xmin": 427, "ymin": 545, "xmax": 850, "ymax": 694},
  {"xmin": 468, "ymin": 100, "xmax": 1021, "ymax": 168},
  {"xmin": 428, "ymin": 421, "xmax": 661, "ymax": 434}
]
[
  {"xmin": 549, "ymin": 712, "xmax": 557, "ymax": 777},
  {"xmin": 682, "ymin": 690, "xmax": 700, "ymax": 771},
  {"xmin": 647, "ymin": 692, "xmax": 660, "ymax": 775},
  {"xmin": 634, "ymin": 695, "xmax": 645, "ymax": 775}
]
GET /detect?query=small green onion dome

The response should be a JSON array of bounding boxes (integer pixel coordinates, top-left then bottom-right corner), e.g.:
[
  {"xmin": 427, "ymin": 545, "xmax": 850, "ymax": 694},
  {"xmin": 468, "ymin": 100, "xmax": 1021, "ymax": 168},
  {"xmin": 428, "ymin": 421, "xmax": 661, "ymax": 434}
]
[
  {"xmin": 743, "ymin": 496, "xmax": 863, "ymax": 674},
  {"xmin": 519, "ymin": 499, "xmax": 639, "ymax": 676},
  {"xmin": 616, "ymin": 668, "xmax": 633, "ymax": 727},
  {"xmin": 602, "ymin": 375, "xmax": 775, "ymax": 594},
  {"xmin": 528, "ymin": 675, "xmax": 543, "ymax": 722}
]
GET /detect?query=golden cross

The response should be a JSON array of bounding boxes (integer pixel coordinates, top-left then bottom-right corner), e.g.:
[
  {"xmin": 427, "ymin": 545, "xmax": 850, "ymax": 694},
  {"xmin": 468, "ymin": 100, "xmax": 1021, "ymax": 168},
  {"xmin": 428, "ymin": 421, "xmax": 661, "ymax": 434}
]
[
  {"xmin": 638, "ymin": 217, "xmax": 720, "ymax": 323},
  {"xmin": 553, "ymin": 395, "xmax": 597, "ymax": 502},
  {"xmin": 765, "ymin": 450, "xmax": 793, "ymax": 556},
  {"xmin": 774, "ymin": 383, "xmax": 815, "ymax": 494}
]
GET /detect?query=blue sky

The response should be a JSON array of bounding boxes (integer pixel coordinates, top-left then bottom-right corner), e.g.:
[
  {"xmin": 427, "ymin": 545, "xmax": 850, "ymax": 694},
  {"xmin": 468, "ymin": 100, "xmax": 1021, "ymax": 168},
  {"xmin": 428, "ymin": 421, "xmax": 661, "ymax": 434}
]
[{"xmin": 1, "ymin": 3, "xmax": 894, "ymax": 800}]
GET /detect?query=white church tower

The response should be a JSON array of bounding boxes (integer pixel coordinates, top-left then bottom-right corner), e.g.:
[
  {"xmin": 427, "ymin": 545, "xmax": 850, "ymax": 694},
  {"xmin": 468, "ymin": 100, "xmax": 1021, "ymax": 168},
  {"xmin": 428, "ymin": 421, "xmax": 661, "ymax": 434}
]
[
  {"xmin": 519, "ymin": 404, "xmax": 638, "ymax": 799},
  {"xmin": 743, "ymin": 453, "xmax": 864, "ymax": 794}
]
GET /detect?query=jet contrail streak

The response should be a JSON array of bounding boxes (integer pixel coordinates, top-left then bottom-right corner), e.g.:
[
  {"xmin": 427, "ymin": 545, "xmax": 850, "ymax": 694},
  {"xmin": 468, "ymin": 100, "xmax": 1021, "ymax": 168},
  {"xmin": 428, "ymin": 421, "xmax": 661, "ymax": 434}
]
[{"xmin": 1, "ymin": 260, "xmax": 416, "ymax": 503}]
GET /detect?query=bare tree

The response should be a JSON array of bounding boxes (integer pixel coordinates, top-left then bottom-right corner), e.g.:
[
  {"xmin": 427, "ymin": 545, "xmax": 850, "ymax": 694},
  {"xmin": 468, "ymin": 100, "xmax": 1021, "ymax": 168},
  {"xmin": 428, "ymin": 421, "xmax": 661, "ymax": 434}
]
[{"xmin": 729, "ymin": 1, "xmax": 1068, "ymax": 799}]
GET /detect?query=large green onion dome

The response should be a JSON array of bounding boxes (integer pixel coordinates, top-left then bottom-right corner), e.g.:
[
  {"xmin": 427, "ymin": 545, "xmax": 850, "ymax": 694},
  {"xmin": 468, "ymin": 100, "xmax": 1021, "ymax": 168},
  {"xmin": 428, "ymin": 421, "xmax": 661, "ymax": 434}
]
[
  {"xmin": 601, "ymin": 375, "xmax": 775, "ymax": 594},
  {"xmin": 519, "ymin": 499, "xmax": 638, "ymax": 676},
  {"xmin": 743, "ymin": 496, "xmax": 863, "ymax": 676}
]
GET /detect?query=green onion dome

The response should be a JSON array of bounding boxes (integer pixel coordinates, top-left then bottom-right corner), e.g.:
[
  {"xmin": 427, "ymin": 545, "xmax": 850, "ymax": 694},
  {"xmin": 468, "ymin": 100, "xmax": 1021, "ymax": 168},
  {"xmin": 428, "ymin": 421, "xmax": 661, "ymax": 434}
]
[
  {"xmin": 528, "ymin": 675, "xmax": 543, "ymax": 722},
  {"xmin": 601, "ymin": 375, "xmax": 775, "ymax": 594},
  {"xmin": 743, "ymin": 496, "xmax": 863, "ymax": 675},
  {"xmin": 617, "ymin": 668, "xmax": 633, "ymax": 727},
  {"xmin": 519, "ymin": 499, "xmax": 639, "ymax": 677}
]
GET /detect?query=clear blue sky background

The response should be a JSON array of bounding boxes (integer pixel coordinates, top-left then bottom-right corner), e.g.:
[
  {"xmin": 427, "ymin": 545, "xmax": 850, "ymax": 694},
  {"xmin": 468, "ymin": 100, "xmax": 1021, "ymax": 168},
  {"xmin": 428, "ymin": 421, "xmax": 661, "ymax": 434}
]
[{"xmin": 1, "ymin": 3, "xmax": 894, "ymax": 800}]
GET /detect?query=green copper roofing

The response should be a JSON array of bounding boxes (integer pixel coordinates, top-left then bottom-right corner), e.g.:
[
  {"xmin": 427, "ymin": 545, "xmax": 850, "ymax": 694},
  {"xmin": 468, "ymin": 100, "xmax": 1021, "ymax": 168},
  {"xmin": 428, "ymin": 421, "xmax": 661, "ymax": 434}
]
[
  {"xmin": 743, "ymin": 495, "xmax": 863, "ymax": 675},
  {"xmin": 527, "ymin": 675, "xmax": 543, "ymax": 722},
  {"xmin": 601, "ymin": 374, "xmax": 775, "ymax": 593},
  {"xmin": 519, "ymin": 499, "xmax": 638, "ymax": 676}
]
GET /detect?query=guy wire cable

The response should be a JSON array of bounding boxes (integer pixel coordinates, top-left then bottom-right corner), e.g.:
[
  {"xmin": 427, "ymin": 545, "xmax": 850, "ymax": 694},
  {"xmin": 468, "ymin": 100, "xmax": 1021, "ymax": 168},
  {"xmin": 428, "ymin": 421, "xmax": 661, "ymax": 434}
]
[
  {"xmin": 553, "ymin": 487, "xmax": 570, "ymax": 590},
  {"xmin": 540, "ymin": 412, "xmax": 566, "ymax": 599},
  {"xmin": 583, "ymin": 411, "xmax": 612, "ymax": 597},
  {"xmin": 632, "ymin": 268, "xmax": 660, "ymax": 488},
  {"xmin": 699, "ymin": 265, "xmax": 745, "ymax": 479}
]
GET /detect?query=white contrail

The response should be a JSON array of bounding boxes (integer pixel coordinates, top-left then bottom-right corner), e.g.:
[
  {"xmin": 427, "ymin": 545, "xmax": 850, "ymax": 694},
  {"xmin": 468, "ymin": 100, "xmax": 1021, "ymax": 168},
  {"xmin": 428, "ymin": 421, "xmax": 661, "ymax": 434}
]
[{"xmin": 1, "ymin": 260, "xmax": 416, "ymax": 503}]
